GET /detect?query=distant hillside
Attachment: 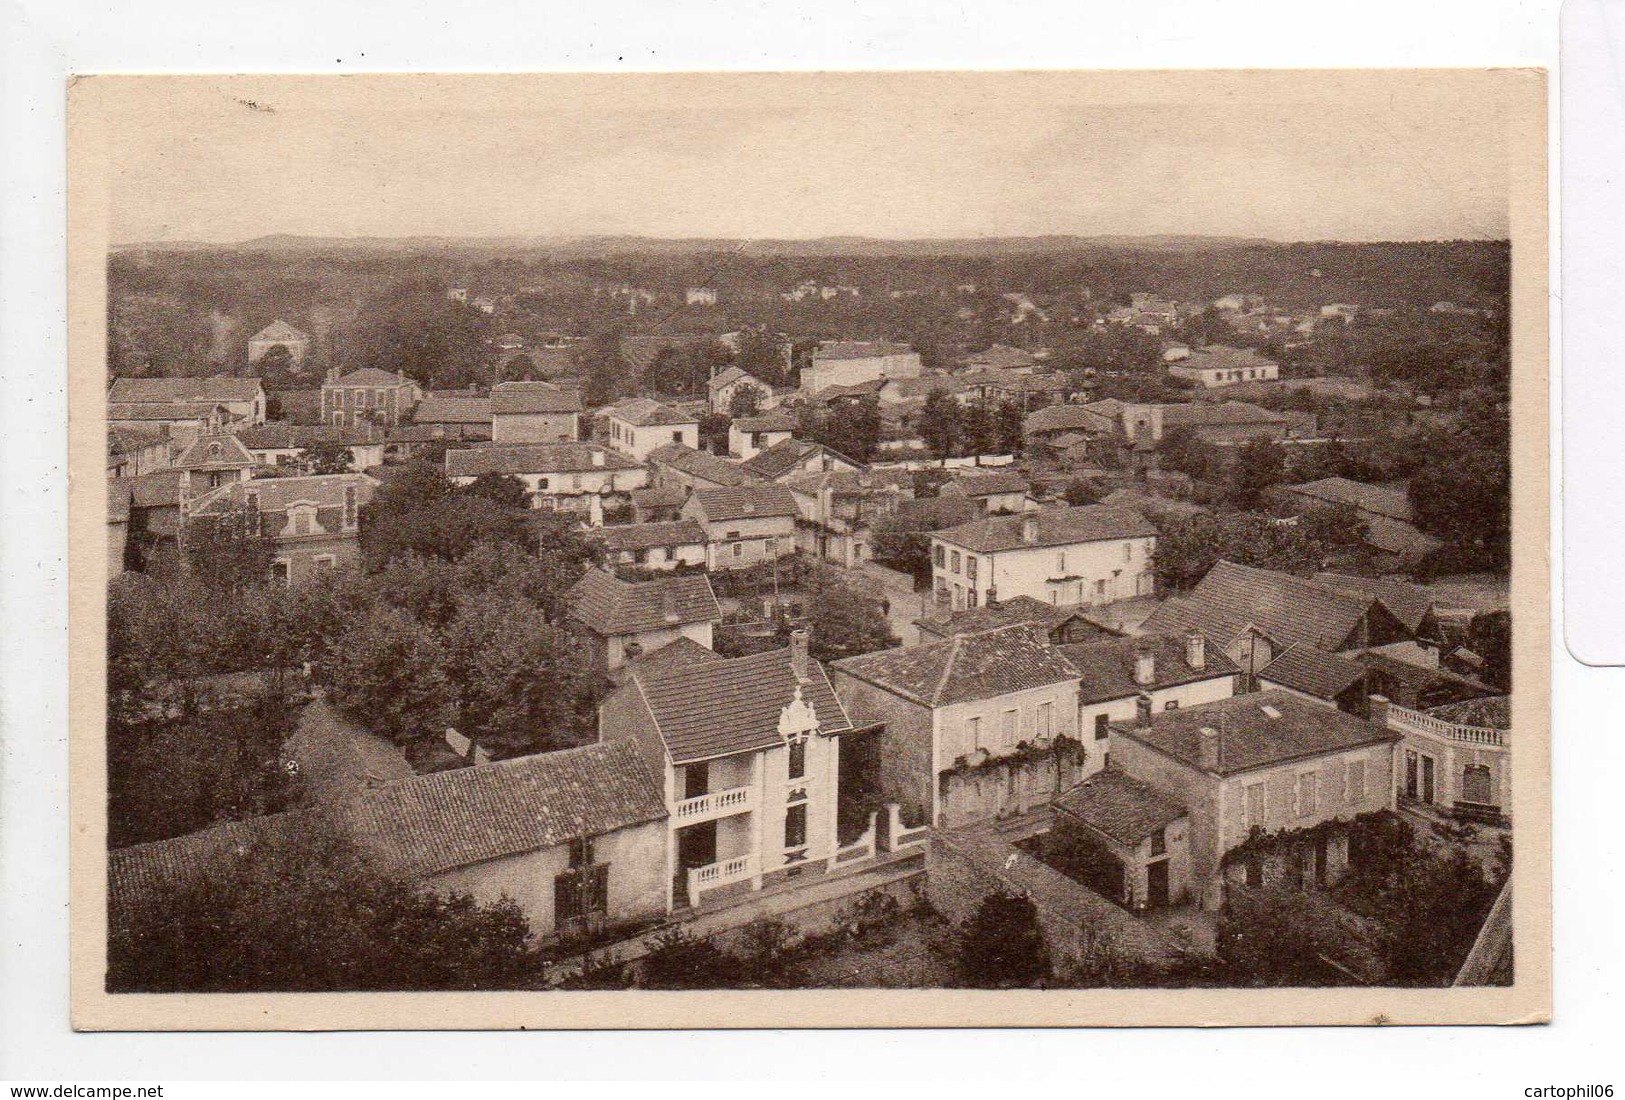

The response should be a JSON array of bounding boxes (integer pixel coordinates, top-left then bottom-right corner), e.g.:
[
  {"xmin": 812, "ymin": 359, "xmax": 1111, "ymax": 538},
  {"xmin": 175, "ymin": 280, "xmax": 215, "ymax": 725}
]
[{"xmin": 114, "ymin": 233, "xmax": 1281, "ymax": 257}]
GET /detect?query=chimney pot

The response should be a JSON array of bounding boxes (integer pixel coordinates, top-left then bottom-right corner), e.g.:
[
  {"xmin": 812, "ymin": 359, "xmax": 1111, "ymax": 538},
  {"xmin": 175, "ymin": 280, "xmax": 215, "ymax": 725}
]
[
  {"xmin": 1134, "ymin": 646, "xmax": 1157, "ymax": 686},
  {"xmin": 1186, "ymin": 631, "xmax": 1206, "ymax": 670},
  {"xmin": 789, "ymin": 627, "xmax": 810, "ymax": 682},
  {"xmin": 1198, "ymin": 726, "xmax": 1221, "ymax": 770}
]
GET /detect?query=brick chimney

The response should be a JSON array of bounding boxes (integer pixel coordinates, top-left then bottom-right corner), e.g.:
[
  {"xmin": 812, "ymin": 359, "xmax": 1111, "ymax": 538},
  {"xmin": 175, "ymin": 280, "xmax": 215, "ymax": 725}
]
[
  {"xmin": 1368, "ymin": 693, "xmax": 1391, "ymax": 729},
  {"xmin": 1134, "ymin": 646, "xmax": 1156, "ymax": 686},
  {"xmin": 986, "ymin": 586, "xmax": 999, "ymax": 608},
  {"xmin": 789, "ymin": 627, "xmax": 810, "ymax": 682},
  {"xmin": 1021, "ymin": 513, "xmax": 1039, "ymax": 545},
  {"xmin": 1198, "ymin": 726, "xmax": 1221, "ymax": 771},
  {"xmin": 1186, "ymin": 631, "xmax": 1206, "ymax": 671}
]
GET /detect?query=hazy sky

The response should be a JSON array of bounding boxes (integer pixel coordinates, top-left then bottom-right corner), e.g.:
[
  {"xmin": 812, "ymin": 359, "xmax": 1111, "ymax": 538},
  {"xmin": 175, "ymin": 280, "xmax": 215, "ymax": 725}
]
[{"xmin": 92, "ymin": 72, "xmax": 1521, "ymax": 244}]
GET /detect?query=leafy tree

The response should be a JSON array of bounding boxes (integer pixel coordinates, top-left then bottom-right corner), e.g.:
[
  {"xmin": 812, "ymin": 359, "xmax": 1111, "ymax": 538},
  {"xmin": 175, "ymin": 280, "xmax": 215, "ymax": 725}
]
[
  {"xmin": 1062, "ymin": 478, "xmax": 1102, "ymax": 507},
  {"xmin": 1157, "ymin": 427, "xmax": 1221, "ymax": 483},
  {"xmin": 182, "ymin": 502, "xmax": 277, "ymax": 595},
  {"xmin": 461, "ymin": 471, "xmax": 530, "ymax": 511},
  {"xmin": 1295, "ymin": 502, "xmax": 1370, "ymax": 556},
  {"xmin": 322, "ymin": 603, "xmax": 450, "ymax": 744},
  {"xmin": 576, "ymin": 329, "xmax": 627, "ymax": 407},
  {"xmin": 1227, "ymin": 437, "xmax": 1287, "ymax": 509},
  {"xmin": 108, "ymin": 818, "xmax": 537, "ymax": 992},
  {"xmin": 1409, "ymin": 421, "xmax": 1510, "ymax": 572},
  {"xmin": 735, "ymin": 916, "xmax": 809, "ymax": 988},
  {"xmin": 917, "ymin": 390, "xmax": 962, "ymax": 460},
  {"xmin": 731, "ymin": 326, "xmax": 790, "ymax": 386},
  {"xmin": 728, "ymin": 383, "xmax": 766, "ymax": 419},
  {"xmin": 805, "ymin": 569, "xmax": 899, "ymax": 661},
  {"xmin": 953, "ymin": 890, "xmax": 1050, "ymax": 988},
  {"xmin": 1153, "ymin": 511, "xmax": 1327, "ymax": 591},
  {"xmin": 638, "ymin": 927, "xmax": 740, "ymax": 989},
  {"xmin": 1467, "ymin": 609, "xmax": 1511, "ymax": 691},
  {"xmin": 1215, "ymin": 887, "xmax": 1378, "ymax": 986},
  {"xmin": 304, "ymin": 441, "xmax": 353, "ymax": 475},
  {"xmin": 342, "ymin": 280, "xmax": 494, "ymax": 389}
]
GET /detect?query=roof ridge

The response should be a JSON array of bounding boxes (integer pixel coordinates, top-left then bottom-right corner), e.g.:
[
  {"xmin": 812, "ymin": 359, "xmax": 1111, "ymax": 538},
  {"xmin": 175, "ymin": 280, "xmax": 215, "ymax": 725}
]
[{"xmin": 930, "ymin": 634, "xmax": 965, "ymax": 706}]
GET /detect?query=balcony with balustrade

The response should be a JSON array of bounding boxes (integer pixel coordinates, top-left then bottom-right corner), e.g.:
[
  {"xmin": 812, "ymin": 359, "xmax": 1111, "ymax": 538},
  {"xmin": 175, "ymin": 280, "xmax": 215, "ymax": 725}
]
[
  {"xmin": 685, "ymin": 852, "xmax": 758, "ymax": 908},
  {"xmin": 672, "ymin": 784, "xmax": 756, "ymax": 825}
]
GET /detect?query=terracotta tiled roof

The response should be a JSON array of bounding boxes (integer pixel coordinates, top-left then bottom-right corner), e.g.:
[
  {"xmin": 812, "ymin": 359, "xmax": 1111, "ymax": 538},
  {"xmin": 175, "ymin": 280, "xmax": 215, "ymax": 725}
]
[
  {"xmin": 250, "ymin": 320, "xmax": 308, "ymax": 343},
  {"xmin": 236, "ymin": 423, "xmax": 382, "ymax": 449},
  {"xmin": 833, "ymin": 624, "xmax": 1079, "ymax": 709},
  {"xmin": 568, "ymin": 568, "xmax": 720, "ymax": 637},
  {"xmin": 709, "ymin": 365, "xmax": 750, "ymax": 389},
  {"xmin": 1311, "ymin": 573, "xmax": 1435, "ymax": 635},
  {"xmin": 127, "ymin": 469, "xmax": 186, "ymax": 509},
  {"xmin": 740, "ymin": 439, "xmax": 821, "ymax": 478},
  {"xmin": 611, "ymin": 635, "xmax": 726, "ymax": 683},
  {"xmin": 1115, "ymin": 690, "xmax": 1398, "ymax": 777},
  {"xmin": 686, "ymin": 483, "xmax": 799, "ymax": 523},
  {"xmin": 609, "ymin": 397, "xmax": 697, "ymax": 428},
  {"xmin": 172, "ymin": 431, "xmax": 257, "ymax": 470},
  {"xmin": 732, "ymin": 412, "xmax": 797, "ymax": 434},
  {"xmin": 1059, "ymin": 633, "xmax": 1240, "ymax": 705},
  {"xmin": 491, "ymin": 380, "xmax": 582, "ymax": 416},
  {"xmin": 1158, "ymin": 401, "xmax": 1285, "ymax": 428},
  {"xmin": 914, "ymin": 595, "xmax": 1102, "ymax": 642},
  {"xmin": 1054, "ymin": 770, "xmax": 1188, "ymax": 846},
  {"xmin": 1024, "ymin": 404, "xmax": 1117, "ymax": 435},
  {"xmin": 190, "ymin": 474, "xmax": 377, "ymax": 530},
  {"xmin": 1140, "ymin": 560, "xmax": 1377, "ymax": 654},
  {"xmin": 350, "ymin": 742, "xmax": 667, "ymax": 878},
  {"xmin": 946, "ymin": 469, "xmax": 1029, "ymax": 498},
  {"xmin": 329, "ymin": 368, "xmax": 417, "ymax": 388},
  {"xmin": 960, "ymin": 344, "xmax": 1037, "ymax": 371},
  {"xmin": 593, "ymin": 519, "xmax": 707, "ymax": 553},
  {"xmin": 932, "ymin": 504, "xmax": 1157, "ymax": 554},
  {"xmin": 413, "ymin": 394, "xmax": 492, "ymax": 425},
  {"xmin": 632, "ymin": 486, "xmax": 689, "ymax": 510},
  {"xmin": 783, "ymin": 467, "xmax": 910, "ymax": 498},
  {"xmin": 812, "ymin": 340, "xmax": 915, "ymax": 361},
  {"xmin": 109, "ymin": 811, "xmax": 305, "ymax": 914},
  {"xmin": 1287, "ymin": 478, "xmax": 1413, "ymax": 521},
  {"xmin": 444, "ymin": 443, "xmax": 637, "ymax": 478},
  {"xmin": 107, "ymin": 402, "xmax": 229, "ymax": 422},
  {"xmin": 624, "ymin": 646, "xmax": 854, "ymax": 763},
  {"xmin": 107, "ymin": 424, "xmax": 170, "ymax": 454},
  {"xmin": 892, "ymin": 494, "xmax": 981, "ymax": 530},
  {"xmin": 1257, "ymin": 643, "xmax": 1368, "ymax": 701},
  {"xmin": 108, "ymin": 376, "xmax": 264, "ymax": 404},
  {"xmin": 648, "ymin": 443, "xmax": 761, "ymax": 488}
]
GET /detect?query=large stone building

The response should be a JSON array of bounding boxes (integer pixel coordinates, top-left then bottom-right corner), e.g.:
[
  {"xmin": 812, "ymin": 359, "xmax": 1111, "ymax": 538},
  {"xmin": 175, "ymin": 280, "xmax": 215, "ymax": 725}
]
[
  {"xmin": 800, "ymin": 340, "xmax": 923, "ymax": 396},
  {"xmin": 187, "ymin": 472, "xmax": 377, "ymax": 587},
  {"xmin": 490, "ymin": 380, "xmax": 582, "ymax": 444},
  {"xmin": 321, "ymin": 368, "xmax": 422, "ymax": 430},
  {"xmin": 444, "ymin": 442, "xmax": 646, "ymax": 526},
  {"xmin": 246, "ymin": 320, "xmax": 312, "ymax": 366}
]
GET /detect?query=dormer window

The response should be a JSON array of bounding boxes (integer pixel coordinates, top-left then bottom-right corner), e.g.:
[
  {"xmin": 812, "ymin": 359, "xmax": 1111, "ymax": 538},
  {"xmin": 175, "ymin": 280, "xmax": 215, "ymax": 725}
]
[{"xmin": 207, "ymin": 442, "xmax": 222, "ymax": 461}]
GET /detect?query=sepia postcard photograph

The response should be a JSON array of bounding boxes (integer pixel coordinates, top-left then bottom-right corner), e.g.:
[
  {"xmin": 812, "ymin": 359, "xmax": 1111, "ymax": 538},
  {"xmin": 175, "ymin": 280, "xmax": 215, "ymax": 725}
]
[{"xmin": 65, "ymin": 68, "xmax": 1549, "ymax": 1031}]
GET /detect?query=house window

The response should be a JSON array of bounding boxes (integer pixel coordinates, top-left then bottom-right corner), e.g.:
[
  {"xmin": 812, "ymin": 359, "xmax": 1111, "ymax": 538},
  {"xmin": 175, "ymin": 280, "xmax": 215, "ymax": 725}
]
[
  {"xmin": 1295, "ymin": 772, "xmax": 1318, "ymax": 817},
  {"xmin": 966, "ymin": 556, "xmax": 978, "ymax": 583},
  {"xmin": 1036, "ymin": 701, "xmax": 1053, "ymax": 739},
  {"xmin": 1094, "ymin": 713, "xmax": 1109, "ymax": 741},
  {"xmin": 1346, "ymin": 759, "xmax": 1367, "ymax": 802},
  {"xmin": 672, "ymin": 430, "xmax": 683, "ymax": 443},
  {"xmin": 965, "ymin": 715, "xmax": 983, "ymax": 751},
  {"xmin": 933, "ymin": 544, "xmax": 945, "ymax": 568},
  {"xmin": 1123, "ymin": 542, "xmax": 1132, "ymax": 562},
  {"xmin": 1001, "ymin": 709, "xmax": 1018, "ymax": 747},
  {"xmin": 270, "ymin": 560, "xmax": 291, "ymax": 587},
  {"xmin": 951, "ymin": 551, "xmax": 961, "ymax": 575},
  {"xmin": 966, "ymin": 589, "xmax": 978, "ymax": 609},
  {"xmin": 733, "ymin": 542, "xmax": 744, "ymax": 559},
  {"xmin": 1245, "ymin": 782, "xmax": 1266, "ymax": 830},
  {"xmin": 1094, "ymin": 579, "xmax": 1107, "ymax": 597},
  {"xmin": 1150, "ymin": 829, "xmax": 1167, "ymax": 857},
  {"xmin": 291, "ymin": 509, "xmax": 313, "ymax": 536},
  {"xmin": 683, "ymin": 762, "xmax": 709, "ymax": 800},
  {"xmin": 785, "ymin": 803, "xmax": 808, "ymax": 849},
  {"xmin": 571, "ymin": 474, "xmax": 583, "ymax": 491},
  {"xmin": 1056, "ymin": 551, "xmax": 1066, "ymax": 572},
  {"xmin": 788, "ymin": 737, "xmax": 806, "ymax": 779},
  {"xmin": 314, "ymin": 555, "xmax": 335, "ymax": 573}
]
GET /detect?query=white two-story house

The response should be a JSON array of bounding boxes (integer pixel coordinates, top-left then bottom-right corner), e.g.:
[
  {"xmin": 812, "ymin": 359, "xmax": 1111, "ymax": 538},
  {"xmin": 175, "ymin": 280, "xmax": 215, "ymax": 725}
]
[
  {"xmin": 444, "ymin": 442, "xmax": 646, "ymax": 526},
  {"xmin": 598, "ymin": 631, "xmax": 856, "ymax": 910},
  {"xmin": 568, "ymin": 568, "xmax": 722, "ymax": 674},
  {"xmin": 929, "ymin": 504, "xmax": 1159, "ymax": 612},
  {"xmin": 605, "ymin": 398, "xmax": 701, "ymax": 463}
]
